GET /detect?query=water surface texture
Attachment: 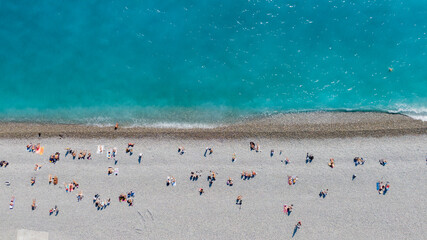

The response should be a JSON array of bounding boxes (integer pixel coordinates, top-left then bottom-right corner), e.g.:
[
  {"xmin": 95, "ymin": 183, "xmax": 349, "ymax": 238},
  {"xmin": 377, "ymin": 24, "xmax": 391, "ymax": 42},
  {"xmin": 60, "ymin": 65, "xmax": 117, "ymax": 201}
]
[{"xmin": 0, "ymin": 0, "xmax": 426, "ymax": 126}]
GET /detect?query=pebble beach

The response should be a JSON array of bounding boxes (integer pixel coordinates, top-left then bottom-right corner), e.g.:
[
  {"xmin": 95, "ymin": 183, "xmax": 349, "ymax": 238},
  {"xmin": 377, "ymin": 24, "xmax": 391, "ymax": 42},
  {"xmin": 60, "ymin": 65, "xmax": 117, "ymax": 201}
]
[{"xmin": 0, "ymin": 112, "xmax": 426, "ymax": 240}]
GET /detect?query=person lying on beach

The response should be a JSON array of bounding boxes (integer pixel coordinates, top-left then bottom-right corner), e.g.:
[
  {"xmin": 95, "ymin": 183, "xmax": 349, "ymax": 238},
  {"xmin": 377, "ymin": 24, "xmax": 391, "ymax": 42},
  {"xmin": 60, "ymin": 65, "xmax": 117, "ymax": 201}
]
[
  {"xmin": 49, "ymin": 205, "xmax": 59, "ymax": 216},
  {"xmin": 328, "ymin": 158, "xmax": 335, "ymax": 168},
  {"xmin": 232, "ymin": 153, "xmax": 236, "ymax": 162},
  {"xmin": 65, "ymin": 148, "xmax": 72, "ymax": 157},
  {"xmin": 204, "ymin": 147, "xmax": 213, "ymax": 157},
  {"xmin": 306, "ymin": 153, "xmax": 314, "ymax": 163},
  {"xmin": 379, "ymin": 159, "xmax": 387, "ymax": 166},
  {"xmin": 319, "ymin": 189, "xmax": 328, "ymax": 198},
  {"xmin": 199, "ymin": 188, "xmax": 204, "ymax": 195},
  {"xmin": 207, "ymin": 171, "xmax": 216, "ymax": 181},
  {"xmin": 125, "ymin": 147, "xmax": 133, "ymax": 155},
  {"xmin": 49, "ymin": 152, "xmax": 60, "ymax": 163},
  {"xmin": 288, "ymin": 176, "xmax": 298, "ymax": 185},
  {"xmin": 72, "ymin": 151, "xmax": 76, "ymax": 159},
  {"xmin": 53, "ymin": 176, "xmax": 58, "ymax": 185},
  {"xmin": 227, "ymin": 177, "xmax": 233, "ymax": 186},
  {"xmin": 127, "ymin": 198, "xmax": 133, "ymax": 206},
  {"xmin": 87, "ymin": 152, "xmax": 92, "ymax": 160},
  {"xmin": 119, "ymin": 194, "xmax": 126, "ymax": 202},
  {"xmin": 271, "ymin": 149, "xmax": 274, "ymax": 157},
  {"xmin": 190, "ymin": 172, "xmax": 200, "ymax": 181},
  {"xmin": 354, "ymin": 157, "xmax": 365, "ymax": 166},
  {"xmin": 73, "ymin": 180, "xmax": 79, "ymax": 189},
  {"xmin": 255, "ymin": 144, "xmax": 261, "ymax": 152},
  {"xmin": 0, "ymin": 161, "xmax": 9, "ymax": 167},
  {"xmin": 128, "ymin": 143, "xmax": 135, "ymax": 148},
  {"xmin": 178, "ymin": 147, "xmax": 185, "ymax": 155},
  {"xmin": 236, "ymin": 195, "xmax": 243, "ymax": 205},
  {"xmin": 32, "ymin": 199, "xmax": 36, "ymax": 210},
  {"xmin": 250, "ymin": 142, "xmax": 255, "ymax": 151},
  {"xmin": 107, "ymin": 167, "xmax": 114, "ymax": 175},
  {"xmin": 31, "ymin": 177, "xmax": 36, "ymax": 186},
  {"xmin": 283, "ymin": 204, "xmax": 293, "ymax": 215},
  {"xmin": 48, "ymin": 174, "xmax": 52, "ymax": 184},
  {"xmin": 127, "ymin": 191, "xmax": 135, "ymax": 198},
  {"xmin": 281, "ymin": 158, "xmax": 290, "ymax": 165},
  {"xmin": 77, "ymin": 191, "xmax": 84, "ymax": 202},
  {"xmin": 34, "ymin": 164, "xmax": 42, "ymax": 171}
]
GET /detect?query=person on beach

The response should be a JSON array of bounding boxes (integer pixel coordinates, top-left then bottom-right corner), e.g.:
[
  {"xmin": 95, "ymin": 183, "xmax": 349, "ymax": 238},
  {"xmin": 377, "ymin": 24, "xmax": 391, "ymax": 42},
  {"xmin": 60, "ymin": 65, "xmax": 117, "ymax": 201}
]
[
  {"xmin": 115, "ymin": 122, "xmax": 119, "ymax": 130},
  {"xmin": 0, "ymin": 161, "xmax": 9, "ymax": 167},
  {"xmin": 288, "ymin": 176, "xmax": 298, "ymax": 185},
  {"xmin": 204, "ymin": 147, "xmax": 213, "ymax": 157},
  {"xmin": 48, "ymin": 174, "xmax": 52, "ymax": 184},
  {"xmin": 250, "ymin": 142, "xmax": 255, "ymax": 151},
  {"xmin": 127, "ymin": 191, "xmax": 135, "ymax": 198},
  {"xmin": 232, "ymin": 153, "xmax": 236, "ymax": 162},
  {"xmin": 32, "ymin": 199, "xmax": 36, "ymax": 210},
  {"xmin": 271, "ymin": 149, "xmax": 274, "ymax": 157},
  {"xmin": 127, "ymin": 198, "xmax": 133, "ymax": 206},
  {"xmin": 379, "ymin": 159, "xmax": 387, "ymax": 166},
  {"xmin": 108, "ymin": 167, "xmax": 114, "ymax": 175},
  {"xmin": 328, "ymin": 158, "xmax": 335, "ymax": 168},
  {"xmin": 284, "ymin": 204, "xmax": 293, "ymax": 215},
  {"xmin": 255, "ymin": 144, "xmax": 261, "ymax": 152},
  {"xmin": 49, "ymin": 205, "xmax": 59, "ymax": 216},
  {"xmin": 31, "ymin": 177, "xmax": 36, "ymax": 186},
  {"xmin": 354, "ymin": 157, "xmax": 365, "ymax": 166},
  {"xmin": 199, "ymin": 188, "xmax": 204, "ymax": 195},
  {"xmin": 138, "ymin": 153, "xmax": 143, "ymax": 164},
  {"xmin": 9, "ymin": 196, "xmax": 15, "ymax": 209},
  {"xmin": 281, "ymin": 158, "xmax": 290, "ymax": 165},
  {"xmin": 292, "ymin": 221, "xmax": 302, "ymax": 237},
  {"xmin": 77, "ymin": 191, "xmax": 84, "ymax": 202},
  {"xmin": 319, "ymin": 189, "xmax": 328, "ymax": 198},
  {"xmin": 53, "ymin": 176, "xmax": 58, "ymax": 185},
  {"xmin": 227, "ymin": 177, "xmax": 233, "ymax": 186},
  {"xmin": 306, "ymin": 153, "xmax": 314, "ymax": 163},
  {"xmin": 34, "ymin": 164, "xmax": 42, "ymax": 171},
  {"xmin": 236, "ymin": 195, "xmax": 242, "ymax": 205},
  {"xmin": 178, "ymin": 147, "xmax": 185, "ymax": 155},
  {"xmin": 190, "ymin": 172, "xmax": 200, "ymax": 181},
  {"xmin": 352, "ymin": 174, "xmax": 356, "ymax": 180},
  {"xmin": 119, "ymin": 194, "xmax": 126, "ymax": 202}
]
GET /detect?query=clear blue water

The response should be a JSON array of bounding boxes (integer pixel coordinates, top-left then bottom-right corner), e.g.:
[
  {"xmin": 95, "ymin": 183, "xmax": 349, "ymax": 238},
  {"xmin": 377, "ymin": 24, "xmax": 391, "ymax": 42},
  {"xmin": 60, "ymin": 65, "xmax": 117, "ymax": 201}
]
[{"xmin": 0, "ymin": 0, "xmax": 426, "ymax": 126}]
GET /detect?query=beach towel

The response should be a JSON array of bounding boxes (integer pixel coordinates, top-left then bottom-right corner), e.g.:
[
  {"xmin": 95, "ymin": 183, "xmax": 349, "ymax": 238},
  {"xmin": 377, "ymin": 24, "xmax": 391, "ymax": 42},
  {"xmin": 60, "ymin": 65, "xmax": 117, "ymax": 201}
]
[
  {"xmin": 97, "ymin": 145, "xmax": 105, "ymax": 154},
  {"xmin": 36, "ymin": 147, "xmax": 44, "ymax": 155},
  {"xmin": 376, "ymin": 182, "xmax": 380, "ymax": 191}
]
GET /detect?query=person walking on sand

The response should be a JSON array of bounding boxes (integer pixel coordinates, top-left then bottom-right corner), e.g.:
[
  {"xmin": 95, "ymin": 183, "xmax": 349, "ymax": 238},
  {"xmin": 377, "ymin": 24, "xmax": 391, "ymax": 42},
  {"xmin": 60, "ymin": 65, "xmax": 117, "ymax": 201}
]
[{"xmin": 292, "ymin": 221, "xmax": 302, "ymax": 237}]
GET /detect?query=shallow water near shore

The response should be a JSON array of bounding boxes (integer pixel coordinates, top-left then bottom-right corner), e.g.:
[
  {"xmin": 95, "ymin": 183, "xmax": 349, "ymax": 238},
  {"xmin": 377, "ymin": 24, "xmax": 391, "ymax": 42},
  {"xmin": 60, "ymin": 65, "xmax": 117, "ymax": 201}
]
[{"xmin": 0, "ymin": 0, "xmax": 426, "ymax": 125}]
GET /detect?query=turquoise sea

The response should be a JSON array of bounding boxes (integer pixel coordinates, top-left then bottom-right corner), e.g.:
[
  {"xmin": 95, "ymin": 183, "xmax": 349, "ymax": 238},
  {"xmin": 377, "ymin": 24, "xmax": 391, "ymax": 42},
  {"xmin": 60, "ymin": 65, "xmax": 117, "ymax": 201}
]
[{"xmin": 0, "ymin": 0, "xmax": 426, "ymax": 127}]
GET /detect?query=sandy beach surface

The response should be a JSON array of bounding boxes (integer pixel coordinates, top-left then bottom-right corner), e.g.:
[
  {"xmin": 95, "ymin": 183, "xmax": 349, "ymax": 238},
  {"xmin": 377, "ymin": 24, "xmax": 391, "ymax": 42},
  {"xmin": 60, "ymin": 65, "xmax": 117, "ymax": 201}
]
[{"xmin": 0, "ymin": 133, "xmax": 426, "ymax": 239}]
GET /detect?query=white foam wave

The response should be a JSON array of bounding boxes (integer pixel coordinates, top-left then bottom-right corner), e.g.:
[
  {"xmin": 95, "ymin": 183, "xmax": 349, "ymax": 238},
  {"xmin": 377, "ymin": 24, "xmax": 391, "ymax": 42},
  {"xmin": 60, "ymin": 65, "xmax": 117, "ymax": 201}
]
[{"xmin": 391, "ymin": 104, "xmax": 427, "ymax": 122}]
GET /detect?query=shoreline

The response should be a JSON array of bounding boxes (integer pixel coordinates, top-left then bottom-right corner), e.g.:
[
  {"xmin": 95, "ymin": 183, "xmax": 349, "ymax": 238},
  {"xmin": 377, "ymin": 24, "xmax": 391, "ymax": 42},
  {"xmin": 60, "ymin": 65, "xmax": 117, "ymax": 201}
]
[{"xmin": 0, "ymin": 112, "xmax": 425, "ymax": 139}]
